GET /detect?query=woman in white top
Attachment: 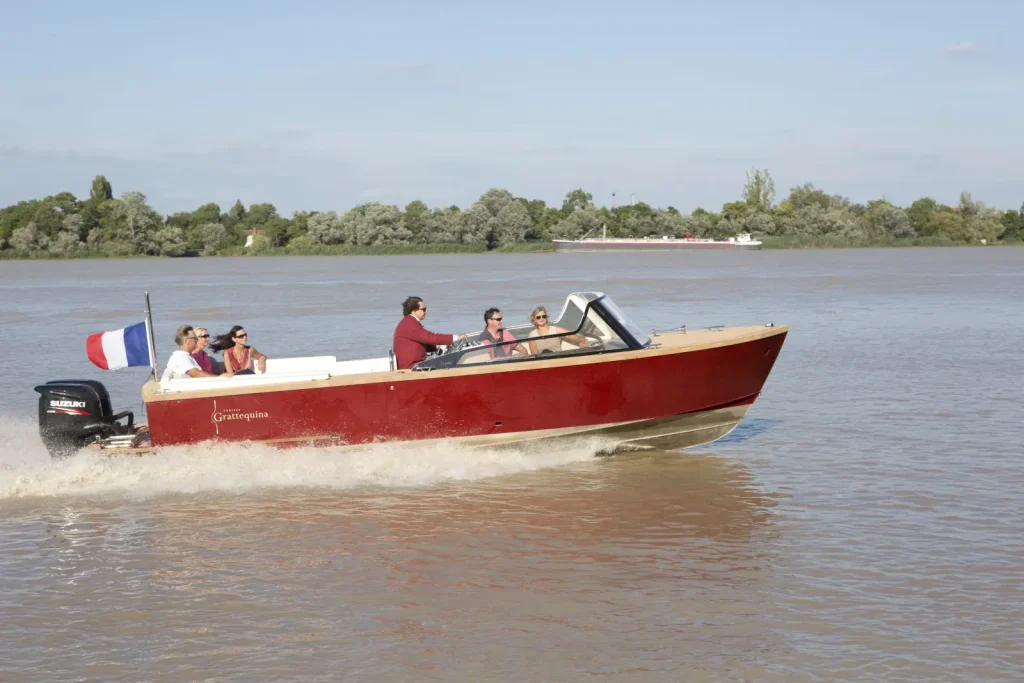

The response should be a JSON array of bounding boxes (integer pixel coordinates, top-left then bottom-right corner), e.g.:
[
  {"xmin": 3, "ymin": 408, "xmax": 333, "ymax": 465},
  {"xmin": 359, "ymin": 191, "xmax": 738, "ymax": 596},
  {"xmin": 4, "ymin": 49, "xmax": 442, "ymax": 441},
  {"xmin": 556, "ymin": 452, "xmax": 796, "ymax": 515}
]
[{"xmin": 526, "ymin": 306, "xmax": 588, "ymax": 355}]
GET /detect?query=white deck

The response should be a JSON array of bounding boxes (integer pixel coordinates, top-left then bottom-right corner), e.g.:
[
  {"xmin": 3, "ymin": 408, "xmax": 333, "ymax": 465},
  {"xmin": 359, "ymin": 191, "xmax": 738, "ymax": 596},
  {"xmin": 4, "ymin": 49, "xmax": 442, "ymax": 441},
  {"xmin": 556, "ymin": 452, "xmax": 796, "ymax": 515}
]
[{"xmin": 157, "ymin": 355, "xmax": 393, "ymax": 394}]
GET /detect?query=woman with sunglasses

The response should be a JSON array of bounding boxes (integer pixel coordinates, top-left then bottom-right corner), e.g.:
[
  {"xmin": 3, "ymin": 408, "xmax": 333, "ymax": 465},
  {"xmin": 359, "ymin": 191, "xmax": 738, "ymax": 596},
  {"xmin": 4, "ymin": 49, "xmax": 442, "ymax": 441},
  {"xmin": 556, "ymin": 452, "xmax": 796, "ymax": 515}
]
[
  {"xmin": 210, "ymin": 325, "xmax": 267, "ymax": 376},
  {"xmin": 526, "ymin": 306, "xmax": 588, "ymax": 355},
  {"xmin": 190, "ymin": 327, "xmax": 220, "ymax": 375}
]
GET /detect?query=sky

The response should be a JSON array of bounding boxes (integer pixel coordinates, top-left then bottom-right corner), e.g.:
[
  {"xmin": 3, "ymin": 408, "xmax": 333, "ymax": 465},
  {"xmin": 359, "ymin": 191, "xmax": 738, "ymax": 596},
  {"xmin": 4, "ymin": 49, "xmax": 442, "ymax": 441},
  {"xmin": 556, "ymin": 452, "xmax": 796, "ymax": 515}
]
[{"xmin": 1, "ymin": 0, "xmax": 1022, "ymax": 216}]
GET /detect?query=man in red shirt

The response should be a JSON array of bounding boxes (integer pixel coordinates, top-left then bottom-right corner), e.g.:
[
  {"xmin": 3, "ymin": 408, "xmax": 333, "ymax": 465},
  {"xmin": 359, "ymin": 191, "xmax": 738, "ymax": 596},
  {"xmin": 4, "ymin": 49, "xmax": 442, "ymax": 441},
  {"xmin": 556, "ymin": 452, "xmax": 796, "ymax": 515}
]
[
  {"xmin": 479, "ymin": 307, "xmax": 524, "ymax": 359},
  {"xmin": 393, "ymin": 296, "xmax": 466, "ymax": 369}
]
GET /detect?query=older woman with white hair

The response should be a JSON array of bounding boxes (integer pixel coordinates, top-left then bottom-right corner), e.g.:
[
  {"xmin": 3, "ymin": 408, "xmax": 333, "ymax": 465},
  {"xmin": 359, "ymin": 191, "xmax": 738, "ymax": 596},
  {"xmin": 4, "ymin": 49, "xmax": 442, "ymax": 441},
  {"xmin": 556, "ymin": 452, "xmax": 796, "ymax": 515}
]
[
  {"xmin": 161, "ymin": 325, "xmax": 216, "ymax": 381},
  {"xmin": 190, "ymin": 326, "xmax": 218, "ymax": 374}
]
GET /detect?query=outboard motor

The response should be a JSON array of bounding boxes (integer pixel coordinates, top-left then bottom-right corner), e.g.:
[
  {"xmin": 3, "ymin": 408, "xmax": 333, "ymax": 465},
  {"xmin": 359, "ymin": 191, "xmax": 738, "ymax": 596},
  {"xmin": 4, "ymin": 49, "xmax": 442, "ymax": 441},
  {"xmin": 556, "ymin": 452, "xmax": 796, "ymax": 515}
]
[{"xmin": 33, "ymin": 379, "xmax": 136, "ymax": 459}]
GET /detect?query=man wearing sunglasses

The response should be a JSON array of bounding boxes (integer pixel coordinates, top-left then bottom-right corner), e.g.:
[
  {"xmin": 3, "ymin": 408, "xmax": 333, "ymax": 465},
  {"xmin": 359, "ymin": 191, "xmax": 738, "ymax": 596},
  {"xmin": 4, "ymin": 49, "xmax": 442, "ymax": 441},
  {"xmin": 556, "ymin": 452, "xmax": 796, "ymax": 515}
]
[
  {"xmin": 393, "ymin": 296, "xmax": 466, "ymax": 370},
  {"xmin": 479, "ymin": 307, "xmax": 524, "ymax": 359},
  {"xmin": 161, "ymin": 325, "xmax": 216, "ymax": 381}
]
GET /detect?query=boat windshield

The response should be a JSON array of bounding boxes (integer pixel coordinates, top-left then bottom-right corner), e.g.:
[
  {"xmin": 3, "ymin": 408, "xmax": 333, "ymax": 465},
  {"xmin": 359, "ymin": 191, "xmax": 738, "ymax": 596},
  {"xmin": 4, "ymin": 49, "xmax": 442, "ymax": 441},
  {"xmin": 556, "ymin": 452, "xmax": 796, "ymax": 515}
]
[
  {"xmin": 413, "ymin": 292, "xmax": 649, "ymax": 371},
  {"xmin": 596, "ymin": 296, "xmax": 650, "ymax": 347}
]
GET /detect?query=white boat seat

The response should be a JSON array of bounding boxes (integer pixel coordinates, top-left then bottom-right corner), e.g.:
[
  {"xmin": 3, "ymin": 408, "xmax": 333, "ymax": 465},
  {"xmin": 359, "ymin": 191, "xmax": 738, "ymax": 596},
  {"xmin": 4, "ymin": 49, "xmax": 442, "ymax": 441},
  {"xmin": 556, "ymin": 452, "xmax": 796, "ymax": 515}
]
[
  {"xmin": 264, "ymin": 356, "xmax": 337, "ymax": 374},
  {"xmin": 156, "ymin": 354, "xmax": 395, "ymax": 394}
]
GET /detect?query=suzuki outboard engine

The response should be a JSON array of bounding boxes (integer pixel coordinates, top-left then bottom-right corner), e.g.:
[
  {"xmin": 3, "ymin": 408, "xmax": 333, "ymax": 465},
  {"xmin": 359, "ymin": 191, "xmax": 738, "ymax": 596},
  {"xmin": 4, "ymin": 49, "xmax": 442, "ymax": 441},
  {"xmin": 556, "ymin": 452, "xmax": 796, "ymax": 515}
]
[{"xmin": 33, "ymin": 379, "xmax": 136, "ymax": 459}]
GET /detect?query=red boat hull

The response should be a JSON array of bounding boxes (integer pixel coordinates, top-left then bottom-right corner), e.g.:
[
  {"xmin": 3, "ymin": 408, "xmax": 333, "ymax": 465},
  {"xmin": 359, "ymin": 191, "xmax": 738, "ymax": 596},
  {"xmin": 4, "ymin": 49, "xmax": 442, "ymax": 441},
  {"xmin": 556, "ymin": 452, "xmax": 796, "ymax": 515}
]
[{"xmin": 142, "ymin": 327, "xmax": 787, "ymax": 452}]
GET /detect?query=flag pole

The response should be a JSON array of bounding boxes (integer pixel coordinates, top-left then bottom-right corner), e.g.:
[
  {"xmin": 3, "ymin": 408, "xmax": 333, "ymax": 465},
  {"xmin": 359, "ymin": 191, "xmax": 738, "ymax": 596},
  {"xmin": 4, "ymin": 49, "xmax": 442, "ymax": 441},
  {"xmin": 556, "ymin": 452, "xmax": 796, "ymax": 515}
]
[{"xmin": 145, "ymin": 291, "xmax": 159, "ymax": 381}]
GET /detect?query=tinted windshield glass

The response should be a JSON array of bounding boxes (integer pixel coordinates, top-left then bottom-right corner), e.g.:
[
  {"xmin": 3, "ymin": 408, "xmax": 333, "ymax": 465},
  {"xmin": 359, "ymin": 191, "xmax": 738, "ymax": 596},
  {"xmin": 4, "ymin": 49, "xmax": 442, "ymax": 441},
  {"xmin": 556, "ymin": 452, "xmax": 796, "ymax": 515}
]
[
  {"xmin": 411, "ymin": 292, "xmax": 643, "ymax": 371},
  {"xmin": 597, "ymin": 297, "xmax": 650, "ymax": 347}
]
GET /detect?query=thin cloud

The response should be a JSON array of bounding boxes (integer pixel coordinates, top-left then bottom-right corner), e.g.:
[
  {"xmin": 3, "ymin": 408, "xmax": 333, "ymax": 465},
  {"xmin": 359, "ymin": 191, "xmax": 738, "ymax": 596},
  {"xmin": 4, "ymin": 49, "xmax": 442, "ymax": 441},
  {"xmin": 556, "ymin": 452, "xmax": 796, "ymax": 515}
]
[
  {"xmin": 372, "ymin": 63, "xmax": 431, "ymax": 76},
  {"xmin": 944, "ymin": 41, "xmax": 977, "ymax": 56},
  {"xmin": 347, "ymin": 61, "xmax": 458, "ymax": 93}
]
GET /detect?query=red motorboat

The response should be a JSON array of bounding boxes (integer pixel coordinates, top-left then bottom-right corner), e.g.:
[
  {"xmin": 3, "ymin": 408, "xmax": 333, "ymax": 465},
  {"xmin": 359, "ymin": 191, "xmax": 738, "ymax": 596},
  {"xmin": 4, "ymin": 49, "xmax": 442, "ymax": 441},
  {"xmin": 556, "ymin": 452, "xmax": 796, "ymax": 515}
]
[{"xmin": 34, "ymin": 293, "xmax": 787, "ymax": 458}]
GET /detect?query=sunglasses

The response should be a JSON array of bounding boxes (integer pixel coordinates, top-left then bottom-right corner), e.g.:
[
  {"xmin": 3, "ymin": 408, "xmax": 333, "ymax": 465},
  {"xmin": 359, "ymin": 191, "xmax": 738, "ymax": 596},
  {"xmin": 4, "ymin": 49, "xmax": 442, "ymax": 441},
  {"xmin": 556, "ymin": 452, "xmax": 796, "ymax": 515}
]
[
  {"xmin": 490, "ymin": 317, "xmax": 503, "ymax": 322},
  {"xmin": 185, "ymin": 336, "xmax": 197, "ymax": 341},
  {"xmin": 534, "ymin": 315, "xmax": 547, "ymax": 320},
  {"xmin": 197, "ymin": 334, "xmax": 210, "ymax": 339},
  {"xmin": 234, "ymin": 333, "xmax": 247, "ymax": 338}
]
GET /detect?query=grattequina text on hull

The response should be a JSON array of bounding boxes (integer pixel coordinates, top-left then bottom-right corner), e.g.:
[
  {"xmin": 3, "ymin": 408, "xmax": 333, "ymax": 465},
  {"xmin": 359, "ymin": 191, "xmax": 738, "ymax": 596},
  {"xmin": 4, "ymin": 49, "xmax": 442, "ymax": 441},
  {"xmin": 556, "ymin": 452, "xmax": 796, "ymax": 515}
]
[{"xmin": 33, "ymin": 292, "xmax": 788, "ymax": 458}]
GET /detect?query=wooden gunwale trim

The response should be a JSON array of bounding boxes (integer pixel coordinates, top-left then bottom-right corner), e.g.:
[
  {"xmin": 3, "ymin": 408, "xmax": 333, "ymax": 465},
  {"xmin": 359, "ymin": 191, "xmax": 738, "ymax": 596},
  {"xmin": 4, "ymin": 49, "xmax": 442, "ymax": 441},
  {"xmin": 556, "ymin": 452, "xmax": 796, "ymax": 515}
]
[{"xmin": 142, "ymin": 324, "xmax": 788, "ymax": 404}]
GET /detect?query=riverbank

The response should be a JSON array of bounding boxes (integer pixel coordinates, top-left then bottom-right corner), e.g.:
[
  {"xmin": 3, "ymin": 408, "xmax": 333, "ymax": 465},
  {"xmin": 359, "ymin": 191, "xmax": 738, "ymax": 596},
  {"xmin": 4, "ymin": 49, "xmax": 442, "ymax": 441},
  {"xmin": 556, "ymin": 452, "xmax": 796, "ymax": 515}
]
[
  {"xmin": 757, "ymin": 235, "xmax": 1020, "ymax": 249},
  {"xmin": 0, "ymin": 242, "xmax": 553, "ymax": 260},
  {"xmin": 2, "ymin": 238, "xmax": 1021, "ymax": 260}
]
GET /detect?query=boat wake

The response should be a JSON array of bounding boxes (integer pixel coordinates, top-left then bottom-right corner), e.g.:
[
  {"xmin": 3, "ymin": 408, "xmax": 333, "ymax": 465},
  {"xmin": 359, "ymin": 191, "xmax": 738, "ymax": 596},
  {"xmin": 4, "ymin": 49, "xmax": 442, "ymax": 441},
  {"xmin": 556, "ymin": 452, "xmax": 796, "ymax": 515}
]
[{"xmin": 0, "ymin": 415, "xmax": 606, "ymax": 502}]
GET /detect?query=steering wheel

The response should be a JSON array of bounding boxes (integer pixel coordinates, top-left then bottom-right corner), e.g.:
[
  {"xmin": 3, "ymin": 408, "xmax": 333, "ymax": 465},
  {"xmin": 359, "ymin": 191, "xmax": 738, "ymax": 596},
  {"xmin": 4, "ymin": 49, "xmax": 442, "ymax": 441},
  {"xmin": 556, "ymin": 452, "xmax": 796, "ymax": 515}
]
[
  {"xmin": 581, "ymin": 334, "xmax": 604, "ymax": 350},
  {"xmin": 447, "ymin": 337, "xmax": 475, "ymax": 354}
]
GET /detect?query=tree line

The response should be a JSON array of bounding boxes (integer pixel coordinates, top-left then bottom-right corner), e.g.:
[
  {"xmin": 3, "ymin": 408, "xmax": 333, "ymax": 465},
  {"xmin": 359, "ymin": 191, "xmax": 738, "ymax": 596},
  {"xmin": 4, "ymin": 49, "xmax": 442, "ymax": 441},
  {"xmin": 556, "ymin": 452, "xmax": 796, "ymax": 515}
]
[{"xmin": 1, "ymin": 171, "xmax": 1021, "ymax": 258}]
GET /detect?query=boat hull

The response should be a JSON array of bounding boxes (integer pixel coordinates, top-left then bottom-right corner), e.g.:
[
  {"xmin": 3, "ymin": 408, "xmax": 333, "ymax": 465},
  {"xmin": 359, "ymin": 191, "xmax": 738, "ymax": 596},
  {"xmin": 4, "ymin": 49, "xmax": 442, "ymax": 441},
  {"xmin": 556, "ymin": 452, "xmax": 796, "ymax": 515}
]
[
  {"xmin": 141, "ymin": 327, "xmax": 786, "ymax": 453},
  {"xmin": 454, "ymin": 397, "xmax": 756, "ymax": 452}
]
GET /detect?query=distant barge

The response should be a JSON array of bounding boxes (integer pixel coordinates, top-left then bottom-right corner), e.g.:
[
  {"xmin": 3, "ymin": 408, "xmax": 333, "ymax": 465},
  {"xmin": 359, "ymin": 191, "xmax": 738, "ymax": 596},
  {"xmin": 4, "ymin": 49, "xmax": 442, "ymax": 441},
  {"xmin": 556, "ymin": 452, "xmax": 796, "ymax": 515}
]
[{"xmin": 553, "ymin": 231, "xmax": 762, "ymax": 252}]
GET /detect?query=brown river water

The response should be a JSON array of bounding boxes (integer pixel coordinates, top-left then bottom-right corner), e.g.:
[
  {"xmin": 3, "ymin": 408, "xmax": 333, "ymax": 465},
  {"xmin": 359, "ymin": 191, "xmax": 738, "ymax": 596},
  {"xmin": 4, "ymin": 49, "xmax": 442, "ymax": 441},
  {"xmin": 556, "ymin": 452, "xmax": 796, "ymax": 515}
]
[{"xmin": 0, "ymin": 247, "xmax": 1022, "ymax": 681}]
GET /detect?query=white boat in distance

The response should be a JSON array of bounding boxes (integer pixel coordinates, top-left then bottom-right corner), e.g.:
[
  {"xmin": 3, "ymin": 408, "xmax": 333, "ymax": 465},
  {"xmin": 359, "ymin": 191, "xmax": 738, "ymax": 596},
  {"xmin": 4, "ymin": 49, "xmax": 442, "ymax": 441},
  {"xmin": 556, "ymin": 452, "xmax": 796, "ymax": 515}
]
[{"xmin": 553, "ymin": 230, "xmax": 762, "ymax": 252}]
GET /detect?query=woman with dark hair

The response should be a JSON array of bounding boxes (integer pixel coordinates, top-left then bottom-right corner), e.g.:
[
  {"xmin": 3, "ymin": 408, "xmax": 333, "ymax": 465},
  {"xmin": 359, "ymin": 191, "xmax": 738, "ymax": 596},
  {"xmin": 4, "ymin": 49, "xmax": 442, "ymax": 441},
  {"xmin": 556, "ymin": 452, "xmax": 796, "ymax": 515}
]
[{"xmin": 210, "ymin": 325, "xmax": 267, "ymax": 376}]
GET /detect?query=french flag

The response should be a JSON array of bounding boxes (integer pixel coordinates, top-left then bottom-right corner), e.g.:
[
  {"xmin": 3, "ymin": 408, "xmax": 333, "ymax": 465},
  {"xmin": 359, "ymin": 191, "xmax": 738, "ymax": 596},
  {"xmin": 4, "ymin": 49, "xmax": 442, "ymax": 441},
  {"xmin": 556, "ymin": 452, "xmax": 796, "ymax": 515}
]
[{"xmin": 86, "ymin": 321, "xmax": 152, "ymax": 370}]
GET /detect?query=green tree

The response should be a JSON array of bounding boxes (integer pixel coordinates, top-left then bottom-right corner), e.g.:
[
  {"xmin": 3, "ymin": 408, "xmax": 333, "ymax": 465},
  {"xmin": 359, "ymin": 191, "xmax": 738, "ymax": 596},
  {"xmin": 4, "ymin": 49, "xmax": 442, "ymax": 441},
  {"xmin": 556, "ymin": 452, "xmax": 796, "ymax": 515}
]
[
  {"xmin": 155, "ymin": 225, "xmax": 188, "ymax": 256},
  {"xmin": 340, "ymin": 203, "xmax": 410, "ymax": 246},
  {"xmin": 478, "ymin": 188, "xmax": 515, "ymax": 219},
  {"xmin": 307, "ymin": 211, "xmax": 344, "ymax": 245},
  {"xmin": 561, "ymin": 188, "xmax": 593, "ymax": 215},
  {"xmin": 460, "ymin": 203, "xmax": 493, "ymax": 245},
  {"xmin": 738, "ymin": 212, "xmax": 777, "ymax": 236},
  {"xmin": 10, "ymin": 223, "xmax": 49, "ymax": 252},
  {"xmin": 228, "ymin": 200, "xmax": 246, "ymax": 222},
  {"xmin": 198, "ymin": 222, "xmax": 228, "ymax": 255},
  {"xmin": 287, "ymin": 210, "xmax": 312, "ymax": 243},
  {"xmin": 0, "ymin": 200, "xmax": 41, "ymax": 247},
  {"xmin": 90, "ymin": 175, "xmax": 113, "ymax": 202},
  {"xmin": 785, "ymin": 183, "xmax": 830, "ymax": 211},
  {"xmin": 50, "ymin": 225, "xmax": 85, "ymax": 255},
  {"xmin": 527, "ymin": 203, "xmax": 561, "ymax": 240},
  {"xmin": 109, "ymin": 192, "xmax": 162, "ymax": 254},
  {"xmin": 245, "ymin": 202, "xmax": 278, "ymax": 226},
  {"xmin": 721, "ymin": 201, "xmax": 750, "ymax": 221},
  {"xmin": 965, "ymin": 215, "xmax": 1004, "ymax": 243},
  {"xmin": 424, "ymin": 207, "xmax": 464, "ymax": 244},
  {"xmin": 492, "ymin": 201, "xmax": 533, "ymax": 247},
  {"xmin": 743, "ymin": 169, "xmax": 775, "ymax": 212},
  {"xmin": 171, "ymin": 202, "xmax": 223, "ymax": 253},
  {"xmin": 1000, "ymin": 203, "xmax": 1024, "ymax": 241},
  {"xmin": 906, "ymin": 198, "xmax": 939, "ymax": 236},
  {"xmin": 193, "ymin": 202, "xmax": 222, "ymax": 226},
  {"xmin": 680, "ymin": 212, "xmax": 717, "ymax": 237},
  {"xmin": 50, "ymin": 192, "xmax": 78, "ymax": 214},
  {"xmin": 551, "ymin": 207, "xmax": 601, "ymax": 239},
  {"xmin": 778, "ymin": 204, "xmax": 862, "ymax": 237},
  {"xmin": 958, "ymin": 191, "xmax": 980, "ymax": 217},
  {"xmin": 865, "ymin": 200, "xmax": 914, "ymax": 239},
  {"xmin": 60, "ymin": 213, "xmax": 87, "ymax": 242},
  {"xmin": 404, "ymin": 200, "xmax": 430, "ymax": 243},
  {"xmin": 927, "ymin": 212, "xmax": 965, "ymax": 241}
]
